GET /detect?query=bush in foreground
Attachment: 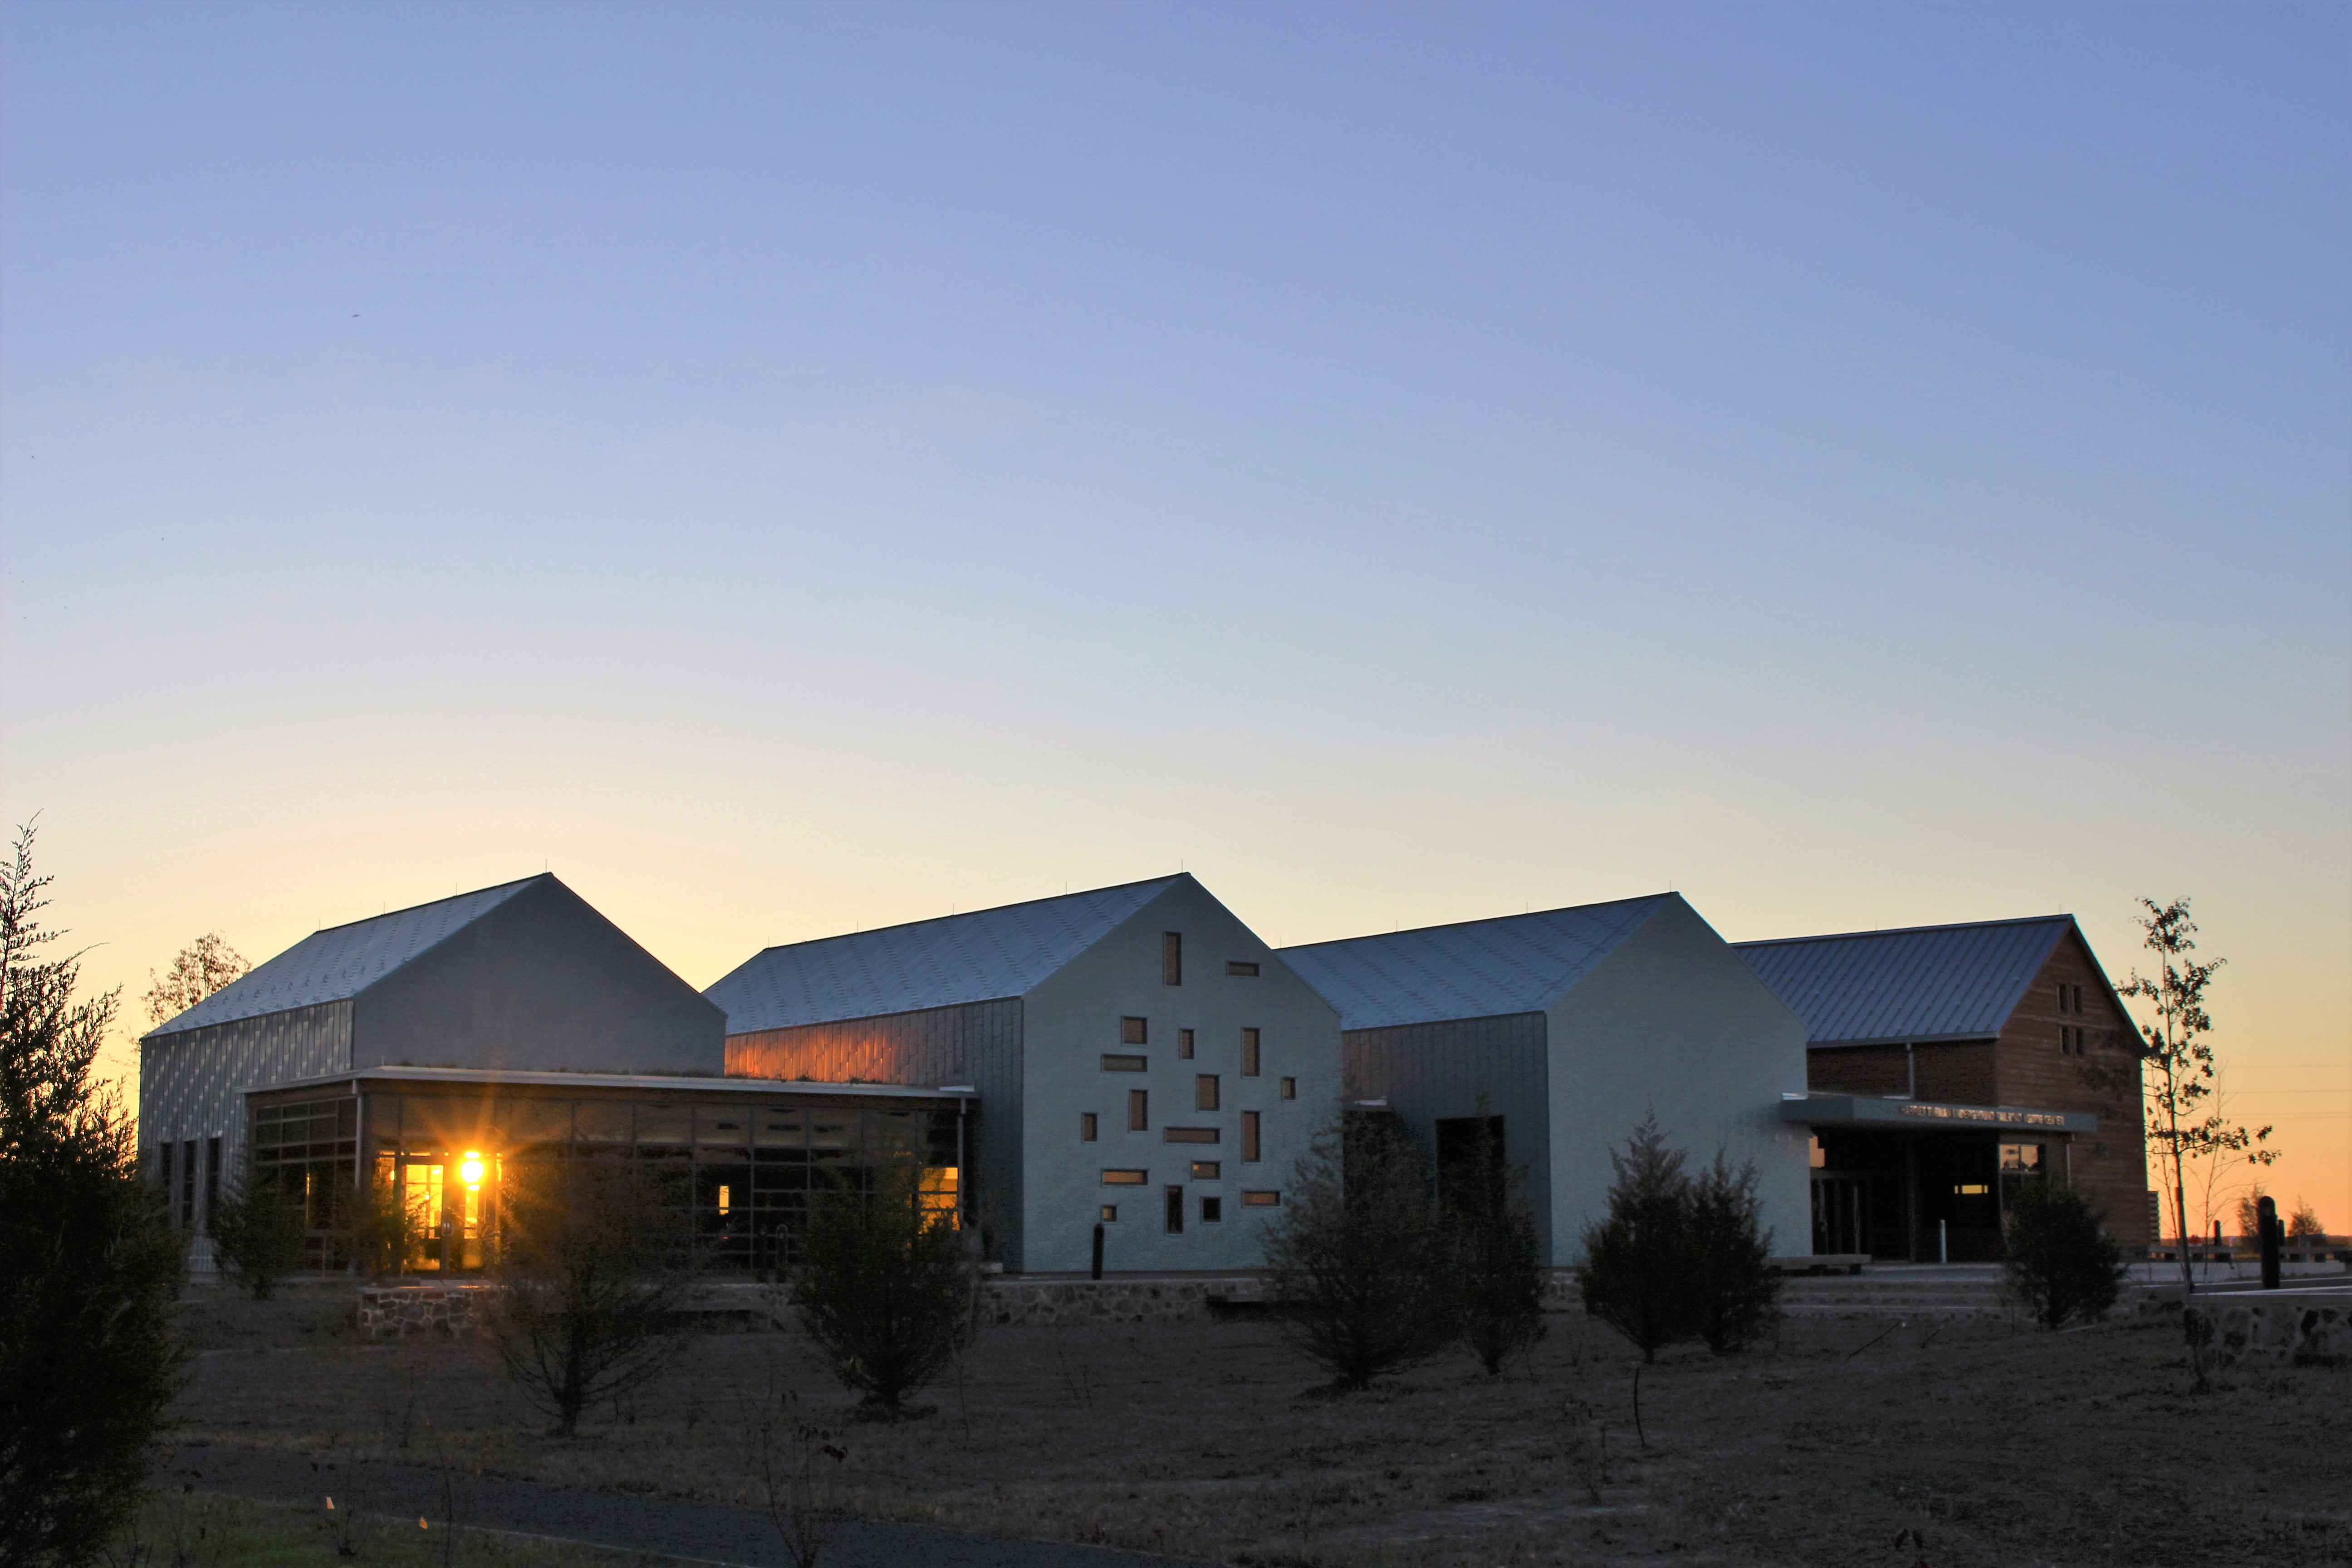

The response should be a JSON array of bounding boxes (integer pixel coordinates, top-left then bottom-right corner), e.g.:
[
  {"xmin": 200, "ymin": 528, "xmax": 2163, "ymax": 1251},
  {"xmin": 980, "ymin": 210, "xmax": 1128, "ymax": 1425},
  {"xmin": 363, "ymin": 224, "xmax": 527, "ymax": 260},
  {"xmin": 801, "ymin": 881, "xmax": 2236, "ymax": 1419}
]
[
  {"xmin": 2001, "ymin": 1178, "xmax": 2127, "ymax": 1329},
  {"xmin": 1579, "ymin": 1115, "xmax": 1695, "ymax": 1364},
  {"xmin": 791, "ymin": 1150, "xmax": 977, "ymax": 1417},
  {"xmin": 1265, "ymin": 1112, "xmax": 1455, "ymax": 1391},
  {"xmin": 1687, "ymin": 1152, "xmax": 1779, "ymax": 1353},
  {"xmin": 209, "ymin": 1175, "xmax": 310, "ymax": 1299},
  {"xmin": 1439, "ymin": 1100, "xmax": 1547, "ymax": 1375}
]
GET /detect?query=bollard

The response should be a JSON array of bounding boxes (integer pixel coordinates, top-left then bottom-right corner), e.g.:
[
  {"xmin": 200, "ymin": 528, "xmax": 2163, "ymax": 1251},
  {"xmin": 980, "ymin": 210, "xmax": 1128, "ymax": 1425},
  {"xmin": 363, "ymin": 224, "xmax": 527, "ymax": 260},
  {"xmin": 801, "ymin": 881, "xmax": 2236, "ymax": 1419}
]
[
  {"xmin": 1091, "ymin": 1222, "xmax": 1105, "ymax": 1281},
  {"xmin": 1938, "ymin": 1218, "xmax": 1947, "ymax": 1264},
  {"xmin": 2259, "ymin": 1195, "xmax": 2281, "ymax": 1289}
]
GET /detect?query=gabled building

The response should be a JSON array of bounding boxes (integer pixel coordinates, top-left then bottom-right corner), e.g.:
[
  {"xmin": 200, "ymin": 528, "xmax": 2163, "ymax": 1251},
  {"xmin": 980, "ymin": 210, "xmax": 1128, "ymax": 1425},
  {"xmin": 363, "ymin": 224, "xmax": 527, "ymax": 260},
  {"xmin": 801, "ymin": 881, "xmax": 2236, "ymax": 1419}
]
[
  {"xmin": 1279, "ymin": 894, "xmax": 1813, "ymax": 1267},
  {"xmin": 706, "ymin": 874, "xmax": 1340, "ymax": 1275},
  {"xmin": 1734, "ymin": 915, "xmax": 2147, "ymax": 1260}
]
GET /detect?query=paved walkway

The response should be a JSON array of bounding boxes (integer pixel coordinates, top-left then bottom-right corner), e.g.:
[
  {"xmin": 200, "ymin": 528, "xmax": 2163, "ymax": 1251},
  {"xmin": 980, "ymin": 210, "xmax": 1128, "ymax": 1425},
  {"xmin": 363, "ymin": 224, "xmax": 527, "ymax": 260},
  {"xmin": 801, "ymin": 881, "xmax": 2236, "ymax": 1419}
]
[{"xmin": 166, "ymin": 1445, "xmax": 1203, "ymax": 1568}]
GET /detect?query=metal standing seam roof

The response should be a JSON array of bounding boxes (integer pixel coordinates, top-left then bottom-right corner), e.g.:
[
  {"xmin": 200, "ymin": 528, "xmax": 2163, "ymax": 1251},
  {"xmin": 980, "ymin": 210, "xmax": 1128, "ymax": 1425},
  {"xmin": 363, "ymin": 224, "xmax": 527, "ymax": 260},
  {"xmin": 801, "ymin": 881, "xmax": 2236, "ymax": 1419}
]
[
  {"xmin": 142, "ymin": 876, "xmax": 547, "ymax": 1039},
  {"xmin": 705, "ymin": 876, "xmax": 1184, "ymax": 1034},
  {"xmin": 1276, "ymin": 894, "xmax": 1678, "ymax": 1031},
  {"xmin": 1731, "ymin": 916, "xmax": 2076, "ymax": 1046}
]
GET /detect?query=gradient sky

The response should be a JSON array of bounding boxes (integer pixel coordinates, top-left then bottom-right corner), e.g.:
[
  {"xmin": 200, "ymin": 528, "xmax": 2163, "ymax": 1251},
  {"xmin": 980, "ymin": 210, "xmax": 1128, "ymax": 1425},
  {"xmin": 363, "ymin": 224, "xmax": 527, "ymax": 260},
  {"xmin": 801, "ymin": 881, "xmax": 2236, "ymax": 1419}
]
[{"xmin": 4, "ymin": 1, "xmax": 2346, "ymax": 1230}]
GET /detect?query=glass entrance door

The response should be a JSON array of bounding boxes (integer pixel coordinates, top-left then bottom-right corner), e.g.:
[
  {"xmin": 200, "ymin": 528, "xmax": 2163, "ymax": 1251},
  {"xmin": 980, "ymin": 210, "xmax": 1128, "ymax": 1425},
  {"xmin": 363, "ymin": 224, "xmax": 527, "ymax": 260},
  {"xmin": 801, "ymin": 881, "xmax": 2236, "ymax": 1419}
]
[{"xmin": 1811, "ymin": 1174, "xmax": 1869, "ymax": 1255}]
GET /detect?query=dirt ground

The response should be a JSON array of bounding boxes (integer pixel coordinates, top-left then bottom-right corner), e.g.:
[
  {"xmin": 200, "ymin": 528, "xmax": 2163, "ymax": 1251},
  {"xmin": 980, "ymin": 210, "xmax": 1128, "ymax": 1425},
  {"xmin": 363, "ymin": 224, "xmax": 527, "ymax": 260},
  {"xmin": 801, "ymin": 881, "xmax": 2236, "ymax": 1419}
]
[{"xmin": 169, "ymin": 1289, "xmax": 2352, "ymax": 1568}]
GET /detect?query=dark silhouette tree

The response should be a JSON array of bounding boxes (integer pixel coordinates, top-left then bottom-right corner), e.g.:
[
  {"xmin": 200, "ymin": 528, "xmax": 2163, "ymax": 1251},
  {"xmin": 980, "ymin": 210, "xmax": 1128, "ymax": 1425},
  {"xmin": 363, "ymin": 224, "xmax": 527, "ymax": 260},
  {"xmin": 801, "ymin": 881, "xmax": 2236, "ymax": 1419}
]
[
  {"xmin": 0, "ymin": 823, "xmax": 188, "ymax": 1568},
  {"xmin": 790, "ymin": 1147, "xmax": 977, "ymax": 1416},
  {"xmin": 1439, "ymin": 1095, "xmax": 1546, "ymax": 1376},
  {"xmin": 1579, "ymin": 1114, "xmax": 1695, "ymax": 1365},
  {"xmin": 1264, "ymin": 1112, "xmax": 1455, "ymax": 1391},
  {"xmin": 1688, "ymin": 1151, "xmax": 1779, "ymax": 1353}
]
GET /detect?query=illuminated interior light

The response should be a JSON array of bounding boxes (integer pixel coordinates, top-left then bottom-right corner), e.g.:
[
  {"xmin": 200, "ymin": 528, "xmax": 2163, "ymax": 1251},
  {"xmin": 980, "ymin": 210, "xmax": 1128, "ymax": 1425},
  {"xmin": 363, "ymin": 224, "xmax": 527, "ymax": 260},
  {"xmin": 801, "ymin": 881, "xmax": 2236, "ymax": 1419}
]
[{"xmin": 459, "ymin": 1152, "xmax": 485, "ymax": 1187}]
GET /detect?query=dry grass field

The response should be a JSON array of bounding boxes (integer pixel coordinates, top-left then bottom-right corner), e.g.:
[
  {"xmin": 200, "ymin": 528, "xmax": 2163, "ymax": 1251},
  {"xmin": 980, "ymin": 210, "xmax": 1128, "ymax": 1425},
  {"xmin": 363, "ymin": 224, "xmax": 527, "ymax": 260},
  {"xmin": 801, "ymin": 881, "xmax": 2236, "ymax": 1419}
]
[{"xmin": 169, "ymin": 1289, "xmax": 2352, "ymax": 1568}]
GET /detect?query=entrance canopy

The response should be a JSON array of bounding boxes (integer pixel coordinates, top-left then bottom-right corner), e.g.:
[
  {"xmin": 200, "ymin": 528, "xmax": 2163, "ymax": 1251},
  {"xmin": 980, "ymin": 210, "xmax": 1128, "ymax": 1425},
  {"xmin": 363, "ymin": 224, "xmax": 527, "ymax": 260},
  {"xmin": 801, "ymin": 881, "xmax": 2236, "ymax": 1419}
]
[{"xmin": 1781, "ymin": 1093, "xmax": 2095, "ymax": 1135}]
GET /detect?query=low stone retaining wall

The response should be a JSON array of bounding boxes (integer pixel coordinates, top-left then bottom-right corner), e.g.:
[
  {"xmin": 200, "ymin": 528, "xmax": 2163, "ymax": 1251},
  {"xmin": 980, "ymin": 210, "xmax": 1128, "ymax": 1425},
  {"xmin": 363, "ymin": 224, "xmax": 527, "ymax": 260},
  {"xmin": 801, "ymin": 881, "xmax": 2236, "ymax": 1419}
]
[
  {"xmin": 356, "ymin": 1284, "xmax": 493, "ymax": 1339},
  {"xmin": 2137, "ymin": 1293, "xmax": 2352, "ymax": 1367}
]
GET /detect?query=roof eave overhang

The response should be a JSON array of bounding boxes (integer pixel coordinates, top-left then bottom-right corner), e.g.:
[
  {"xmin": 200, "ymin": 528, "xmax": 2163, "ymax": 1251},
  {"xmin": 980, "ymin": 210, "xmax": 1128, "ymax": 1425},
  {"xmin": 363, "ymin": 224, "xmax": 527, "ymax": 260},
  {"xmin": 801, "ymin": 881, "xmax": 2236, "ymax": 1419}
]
[
  {"xmin": 245, "ymin": 1065, "xmax": 975, "ymax": 1102},
  {"xmin": 1781, "ymin": 1093, "xmax": 2095, "ymax": 1135},
  {"xmin": 1805, "ymin": 1033, "xmax": 2002, "ymax": 1050}
]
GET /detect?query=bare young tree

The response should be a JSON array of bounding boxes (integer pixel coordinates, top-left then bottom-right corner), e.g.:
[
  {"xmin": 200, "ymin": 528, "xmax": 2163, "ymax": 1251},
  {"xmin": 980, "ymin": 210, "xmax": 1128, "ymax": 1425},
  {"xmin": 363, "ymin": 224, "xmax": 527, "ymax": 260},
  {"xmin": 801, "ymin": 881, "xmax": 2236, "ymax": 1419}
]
[
  {"xmin": 2103, "ymin": 898, "xmax": 2277, "ymax": 1294},
  {"xmin": 790, "ymin": 1148, "xmax": 977, "ymax": 1417},
  {"xmin": 141, "ymin": 933, "xmax": 249, "ymax": 1028},
  {"xmin": 487, "ymin": 1161, "xmax": 700, "ymax": 1437},
  {"xmin": 1263, "ymin": 1112, "xmax": 1455, "ymax": 1392}
]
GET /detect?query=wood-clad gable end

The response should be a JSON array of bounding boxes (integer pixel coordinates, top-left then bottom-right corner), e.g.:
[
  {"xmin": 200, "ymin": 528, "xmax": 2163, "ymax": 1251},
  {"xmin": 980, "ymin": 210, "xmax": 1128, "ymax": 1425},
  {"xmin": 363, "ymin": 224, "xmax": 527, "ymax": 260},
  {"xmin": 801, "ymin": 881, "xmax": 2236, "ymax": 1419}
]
[{"xmin": 1994, "ymin": 930, "xmax": 2148, "ymax": 1245}]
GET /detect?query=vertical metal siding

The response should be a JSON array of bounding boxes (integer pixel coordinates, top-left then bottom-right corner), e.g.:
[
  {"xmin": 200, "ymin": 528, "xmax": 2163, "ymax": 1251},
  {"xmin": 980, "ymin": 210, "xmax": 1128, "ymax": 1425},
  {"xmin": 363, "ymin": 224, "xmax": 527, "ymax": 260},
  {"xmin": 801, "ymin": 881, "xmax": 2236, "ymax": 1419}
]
[
  {"xmin": 724, "ymin": 998, "xmax": 1025, "ymax": 1264},
  {"xmin": 1341, "ymin": 1011, "xmax": 1551, "ymax": 1258},
  {"xmin": 139, "ymin": 1000, "xmax": 354, "ymax": 1251}
]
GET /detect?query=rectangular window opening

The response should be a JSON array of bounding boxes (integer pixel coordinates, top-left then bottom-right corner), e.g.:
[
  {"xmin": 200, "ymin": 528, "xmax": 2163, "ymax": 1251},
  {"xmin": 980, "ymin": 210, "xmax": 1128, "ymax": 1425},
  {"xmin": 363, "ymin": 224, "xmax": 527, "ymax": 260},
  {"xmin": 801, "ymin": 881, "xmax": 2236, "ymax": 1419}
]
[
  {"xmin": 1165, "ymin": 1185, "xmax": 1185, "ymax": 1234},
  {"xmin": 1081, "ymin": 1112, "xmax": 1098, "ymax": 1142},
  {"xmin": 1241, "ymin": 1190, "xmax": 1280, "ymax": 1206},
  {"xmin": 1241, "ymin": 1110, "xmax": 1261, "ymax": 1162},
  {"xmin": 1120, "ymin": 1016, "xmax": 1148, "ymax": 1045},
  {"xmin": 1101, "ymin": 1169, "xmax": 1148, "ymax": 1186},
  {"xmin": 1128, "ymin": 1089, "xmax": 1149, "ymax": 1132},
  {"xmin": 1163, "ymin": 932, "xmax": 1182, "ymax": 986},
  {"xmin": 1280, "ymin": 1076, "xmax": 1296, "ymax": 1101},
  {"xmin": 1100, "ymin": 1054, "xmax": 1148, "ymax": 1073},
  {"xmin": 1201, "ymin": 1196, "xmax": 1222, "ymax": 1223},
  {"xmin": 1177, "ymin": 1028, "xmax": 1195, "ymax": 1060},
  {"xmin": 1196, "ymin": 1074, "xmax": 1220, "ymax": 1111},
  {"xmin": 1099, "ymin": 1204, "xmax": 1118, "ymax": 1221},
  {"xmin": 1190, "ymin": 1161, "xmax": 1221, "ymax": 1180},
  {"xmin": 1225, "ymin": 960, "xmax": 1259, "ymax": 977},
  {"xmin": 1240, "ymin": 1028, "xmax": 1261, "ymax": 1078},
  {"xmin": 1165, "ymin": 1127, "xmax": 1220, "ymax": 1144}
]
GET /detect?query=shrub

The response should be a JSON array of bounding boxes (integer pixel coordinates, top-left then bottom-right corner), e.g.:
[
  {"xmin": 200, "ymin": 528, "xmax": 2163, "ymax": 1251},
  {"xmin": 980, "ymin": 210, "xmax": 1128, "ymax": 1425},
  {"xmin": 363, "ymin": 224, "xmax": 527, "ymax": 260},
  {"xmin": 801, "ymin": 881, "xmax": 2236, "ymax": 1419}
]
[
  {"xmin": 791, "ymin": 1150, "xmax": 977, "ymax": 1416},
  {"xmin": 1264, "ymin": 1112, "xmax": 1455, "ymax": 1391},
  {"xmin": 1439, "ymin": 1099, "xmax": 1547, "ymax": 1376},
  {"xmin": 208, "ymin": 1176, "xmax": 310, "ymax": 1299},
  {"xmin": 1578, "ymin": 1115, "xmax": 1694, "ymax": 1364},
  {"xmin": 489, "ymin": 1162, "xmax": 700, "ymax": 1436},
  {"xmin": 2001, "ymin": 1178, "xmax": 2127, "ymax": 1330},
  {"xmin": 2286, "ymin": 1198, "xmax": 2325, "ymax": 1241},
  {"xmin": 1688, "ymin": 1152, "xmax": 1779, "ymax": 1353}
]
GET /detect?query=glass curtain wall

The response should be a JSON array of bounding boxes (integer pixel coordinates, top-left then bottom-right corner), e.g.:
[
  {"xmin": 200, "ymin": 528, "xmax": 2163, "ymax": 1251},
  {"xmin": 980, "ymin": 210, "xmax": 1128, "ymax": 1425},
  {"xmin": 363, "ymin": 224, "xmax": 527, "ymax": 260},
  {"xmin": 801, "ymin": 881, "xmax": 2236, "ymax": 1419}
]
[{"xmin": 327, "ymin": 1090, "xmax": 960, "ymax": 1276}]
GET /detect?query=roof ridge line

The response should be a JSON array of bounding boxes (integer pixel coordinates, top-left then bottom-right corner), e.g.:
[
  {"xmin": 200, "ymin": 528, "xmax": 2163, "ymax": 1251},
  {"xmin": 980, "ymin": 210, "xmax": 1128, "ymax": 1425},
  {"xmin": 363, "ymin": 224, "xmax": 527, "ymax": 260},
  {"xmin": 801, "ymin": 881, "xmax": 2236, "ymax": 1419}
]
[
  {"xmin": 1278, "ymin": 891, "xmax": 1675, "ymax": 952},
  {"xmin": 1731, "ymin": 913, "xmax": 2073, "ymax": 949},
  {"xmin": 302, "ymin": 873, "xmax": 550, "ymax": 939},
  {"xmin": 745, "ymin": 873, "xmax": 1186, "ymax": 958}
]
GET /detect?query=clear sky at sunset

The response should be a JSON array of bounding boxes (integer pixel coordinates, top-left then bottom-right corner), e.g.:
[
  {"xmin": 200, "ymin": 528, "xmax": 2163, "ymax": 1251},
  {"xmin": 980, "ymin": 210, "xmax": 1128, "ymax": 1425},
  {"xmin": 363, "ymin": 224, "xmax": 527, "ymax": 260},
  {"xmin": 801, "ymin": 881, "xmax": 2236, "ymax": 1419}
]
[{"xmin": 4, "ymin": 2, "xmax": 2346, "ymax": 1228}]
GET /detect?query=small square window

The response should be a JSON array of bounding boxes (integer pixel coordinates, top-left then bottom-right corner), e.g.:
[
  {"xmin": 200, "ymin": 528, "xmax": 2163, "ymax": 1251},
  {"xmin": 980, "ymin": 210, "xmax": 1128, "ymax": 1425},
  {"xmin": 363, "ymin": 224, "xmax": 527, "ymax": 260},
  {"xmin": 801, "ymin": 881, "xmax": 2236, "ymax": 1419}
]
[
  {"xmin": 1196, "ymin": 1074, "xmax": 1220, "ymax": 1111},
  {"xmin": 1201, "ymin": 1196, "xmax": 1222, "ymax": 1223},
  {"xmin": 1190, "ymin": 1161, "xmax": 1220, "ymax": 1180},
  {"xmin": 1100, "ymin": 1204, "xmax": 1118, "ymax": 1221},
  {"xmin": 1081, "ymin": 1112, "xmax": 1098, "ymax": 1142},
  {"xmin": 1178, "ymin": 1028, "xmax": 1195, "ymax": 1060},
  {"xmin": 1121, "ymin": 1016, "xmax": 1148, "ymax": 1045},
  {"xmin": 1128, "ymin": 1089, "xmax": 1149, "ymax": 1132},
  {"xmin": 1163, "ymin": 932, "xmax": 1182, "ymax": 987},
  {"xmin": 1241, "ymin": 1190, "xmax": 1280, "ymax": 1206},
  {"xmin": 1225, "ymin": 960, "xmax": 1259, "ymax": 977},
  {"xmin": 1280, "ymin": 1076, "xmax": 1296, "ymax": 1100}
]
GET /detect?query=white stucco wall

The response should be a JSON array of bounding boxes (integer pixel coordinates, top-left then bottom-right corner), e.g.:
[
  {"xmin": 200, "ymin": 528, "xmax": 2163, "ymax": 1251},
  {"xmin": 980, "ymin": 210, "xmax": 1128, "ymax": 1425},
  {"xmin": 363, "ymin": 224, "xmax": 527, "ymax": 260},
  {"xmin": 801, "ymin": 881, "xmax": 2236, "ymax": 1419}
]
[
  {"xmin": 1546, "ymin": 897, "xmax": 1812, "ymax": 1264},
  {"xmin": 1019, "ymin": 877, "xmax": 1342, "ymax": 1274}
]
